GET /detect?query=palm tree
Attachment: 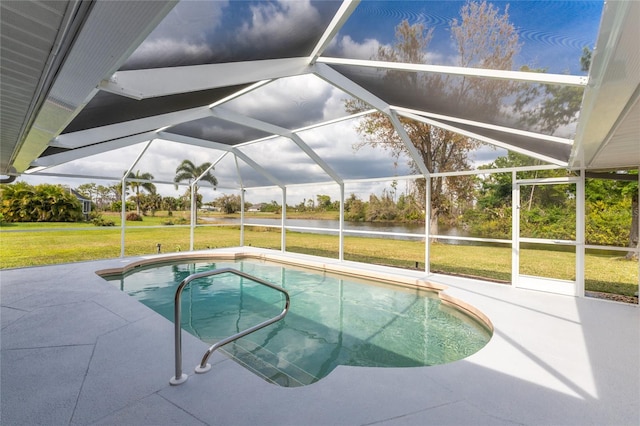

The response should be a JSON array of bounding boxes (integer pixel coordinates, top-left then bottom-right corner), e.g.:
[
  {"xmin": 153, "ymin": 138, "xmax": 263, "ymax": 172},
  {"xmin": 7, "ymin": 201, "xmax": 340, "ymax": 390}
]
[
  {"xmin": 174, "ymin": 160, "xmax": 217, "ymax": 222},
  {"xmin": 174, "ymin": 160, "xmax": 217, "ymax": 201},
  {"xmin": 127, "ymin": 170, "xmax": 156, "ymax": 215}
]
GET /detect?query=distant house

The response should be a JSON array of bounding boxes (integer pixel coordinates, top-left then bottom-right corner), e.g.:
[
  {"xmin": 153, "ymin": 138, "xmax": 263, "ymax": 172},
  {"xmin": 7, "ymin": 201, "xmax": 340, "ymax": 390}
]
[
  {"xmin": 247, "ymin": 203, "xmax": 265, "ymax": 212},
  {"xmin": 70, "ymin": 189, "xmax": 91, "ymax": 219}
]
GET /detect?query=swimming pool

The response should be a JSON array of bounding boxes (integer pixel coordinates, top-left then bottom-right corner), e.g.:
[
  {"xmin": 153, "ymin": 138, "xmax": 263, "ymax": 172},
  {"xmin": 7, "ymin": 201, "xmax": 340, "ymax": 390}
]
[{"xmin": 103, "ymin": 258, "xmax": 491, "ymax": 387}]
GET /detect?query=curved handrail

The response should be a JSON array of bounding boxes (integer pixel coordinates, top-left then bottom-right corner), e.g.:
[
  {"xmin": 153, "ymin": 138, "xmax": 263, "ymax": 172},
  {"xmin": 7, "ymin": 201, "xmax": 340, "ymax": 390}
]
[{"xmin": 170, "ymin": 267, "xmax": 290, "ymax": 385}]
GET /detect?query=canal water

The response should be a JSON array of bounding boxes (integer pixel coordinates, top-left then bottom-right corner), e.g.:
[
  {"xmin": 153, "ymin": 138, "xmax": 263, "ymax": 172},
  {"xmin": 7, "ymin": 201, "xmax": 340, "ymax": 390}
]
[{"xmin": 203, "ymin": 217, "xmax": 473, "ymax": 243}]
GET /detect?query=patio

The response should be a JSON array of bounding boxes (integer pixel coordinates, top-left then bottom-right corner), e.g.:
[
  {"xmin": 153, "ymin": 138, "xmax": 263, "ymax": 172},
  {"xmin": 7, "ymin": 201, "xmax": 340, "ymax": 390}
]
[{"xmin": 2, "ymin": 248, "xmax": 638, "ymax": 425}]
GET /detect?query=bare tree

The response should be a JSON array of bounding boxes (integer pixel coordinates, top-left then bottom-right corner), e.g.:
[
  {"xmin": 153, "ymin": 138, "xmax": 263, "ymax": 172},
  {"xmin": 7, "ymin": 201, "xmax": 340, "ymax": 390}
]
[{"xmin": 346, "ymin": 1, "xmax": 520, "ymax": 232}]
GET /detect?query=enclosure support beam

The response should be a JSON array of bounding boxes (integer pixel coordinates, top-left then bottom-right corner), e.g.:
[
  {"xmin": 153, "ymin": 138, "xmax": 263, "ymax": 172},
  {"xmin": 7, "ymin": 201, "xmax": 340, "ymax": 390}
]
[
  {"xmin": 308, "ymin": 0, "xmax": 360, "ymax": 63},
  {"xmin": 33, "ymin": 131, "xmax": 159, "ymax": 168},
  {"xmin": 317, "ymin": 57, "xmax": 588, "ymax": 86},
  {"xmin": 190, "ymin": 183, "xmax": 196, "ymax": 251},
  {"xmin": 397, "ymin": 110, "xmax": 568, "ymax": 167},
  {"xmin": 511, "ymin": 170, "xmax": 519, "ymax": 286},
  {"xmin": 120, "ymin": 140, "xmax": 154, "ymax": 258},
  {"xmin": 388, "ymin": 111, "xmax": 431, "ymax": 177},
  {"xmin": 158, "ymin": 132, "xmax": 285, "ymax": 189},
  {"xmin": 281, "ymin": 187, "xmax": 287, "ymax": 253},
  {"xmin": 425, "ymin": 177, "xmax": 431, "ymax": 275},
  {"xmin": 240, "ymin": 188, "xmax": 245, "ymax": 247},
  {"xmin": 121, "ymin": 178, "xmax": 127, "ymax": 258},
  {"xmin": 339, "ymin": 183, "xmax": 345, "ymax": 262},
  {"xmin": 210, "ymin": 107, "xmax": 343, "ymax": 185},
  {"xmin": 235, "ymin": 155, "xmax": 245, "ymax": 247},
  {"xmin": 576, "ymin": 169, "xmax": 585, "ymax": 297},
  {"xmin": 101, "ymin": 57, "xmax": 312, "ymax": 99}
]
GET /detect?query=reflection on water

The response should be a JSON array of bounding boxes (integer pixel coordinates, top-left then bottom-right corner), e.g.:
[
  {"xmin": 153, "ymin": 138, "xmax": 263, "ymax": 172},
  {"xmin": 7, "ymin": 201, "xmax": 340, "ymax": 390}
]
[{"xmin": 105, "ymin": 259, "xmax": 491, "ymax": 387}]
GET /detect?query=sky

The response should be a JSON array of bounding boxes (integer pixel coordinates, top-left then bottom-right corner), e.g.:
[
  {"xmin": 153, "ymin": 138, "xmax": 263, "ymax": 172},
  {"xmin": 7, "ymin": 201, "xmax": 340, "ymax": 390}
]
[{"xmin": 20, "ymin": 0, "xmax": 604, "ymax": 205}]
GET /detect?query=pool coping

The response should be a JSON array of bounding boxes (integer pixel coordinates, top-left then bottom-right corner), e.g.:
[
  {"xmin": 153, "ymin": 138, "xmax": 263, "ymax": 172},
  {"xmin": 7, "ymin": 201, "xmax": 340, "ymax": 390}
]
[{"xmin": 2, "ymin": 247, "xmax": 638, "ymax": 425}]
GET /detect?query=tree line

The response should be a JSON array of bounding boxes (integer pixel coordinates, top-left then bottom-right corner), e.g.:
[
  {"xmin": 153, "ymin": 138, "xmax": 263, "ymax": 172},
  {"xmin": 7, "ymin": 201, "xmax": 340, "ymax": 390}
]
[{"xmin": 1, "ymin": 151, "xmax": 636, "ymax": 254}]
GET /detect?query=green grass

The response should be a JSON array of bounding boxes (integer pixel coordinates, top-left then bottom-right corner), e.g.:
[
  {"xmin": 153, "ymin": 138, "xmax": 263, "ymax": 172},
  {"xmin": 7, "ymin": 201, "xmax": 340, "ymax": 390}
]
[{"xmin": 1, "ymin": 218, "xmax": 637, "ymax": 298}]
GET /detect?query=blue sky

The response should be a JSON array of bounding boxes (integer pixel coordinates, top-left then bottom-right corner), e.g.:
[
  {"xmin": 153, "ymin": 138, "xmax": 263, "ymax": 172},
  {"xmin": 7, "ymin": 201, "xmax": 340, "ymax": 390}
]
[{"xmin": 331, "ymin": 0, "xmax": 602, "ymax": 74}]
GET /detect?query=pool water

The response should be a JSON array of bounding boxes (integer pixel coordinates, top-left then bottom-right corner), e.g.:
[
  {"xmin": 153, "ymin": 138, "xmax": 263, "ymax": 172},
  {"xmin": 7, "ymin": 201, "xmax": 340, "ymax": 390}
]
[{"xmin": 105, "ymin": 259, "xmax": 491, "ymax": 387}]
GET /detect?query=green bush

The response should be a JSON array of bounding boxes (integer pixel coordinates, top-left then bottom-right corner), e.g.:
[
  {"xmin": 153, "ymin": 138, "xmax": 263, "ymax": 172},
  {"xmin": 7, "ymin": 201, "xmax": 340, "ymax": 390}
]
[
  {"xmin": 126, "ymin": 212, "xmax": 143, "ymax": 221},
  {"xmin": 91, "ymin": 212, "xmax": 115, "ymax": 226},
  {"xmin": 1, "ymin": 182, "xmax": 83, "ymax": 222},
  {"xmin": 162, "ymin": 217, "xmax": 187, "ymax": 226},
  {"xmin": 586, "ymin": 199, "xmax": 632, "ymax": 246}
]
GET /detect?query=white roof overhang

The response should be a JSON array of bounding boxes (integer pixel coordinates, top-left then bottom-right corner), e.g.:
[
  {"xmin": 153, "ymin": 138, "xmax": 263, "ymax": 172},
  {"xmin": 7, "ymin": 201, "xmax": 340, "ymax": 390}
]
[{"xmin": 571, "ymin": 0, "xmax": 640, "ymax": 170}]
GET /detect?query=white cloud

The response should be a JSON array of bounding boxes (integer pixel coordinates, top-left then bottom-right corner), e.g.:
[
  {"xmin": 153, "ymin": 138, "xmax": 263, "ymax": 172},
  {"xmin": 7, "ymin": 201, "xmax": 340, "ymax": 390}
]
[
  {"xmin": 146, "ymin": 1, "xmax": 227, "ymax": 43},
  {"xmin": 124, "ymin": 1, "xmax": 227, "ymax": 68},
  {"xmin": 225, "ymin": 75, "xmax": 337, "ymax": 128},
  {"xmin": 336, "ymin": 35, "xmax": 385, "ymax": 60},
  {"xmin": 322, "ymin": 87, "xmax": 352, "ymax": 121},
  {"xmin": 236, "ymin": 0, "xmax": 321, "ymax": 49},
  {"xmin": 331, "ymin": 34, "xmax": 446, "ymax": 67},
  {"xmin": 126, "ymin": 38, "xmax": 212, "ymax": 69}
]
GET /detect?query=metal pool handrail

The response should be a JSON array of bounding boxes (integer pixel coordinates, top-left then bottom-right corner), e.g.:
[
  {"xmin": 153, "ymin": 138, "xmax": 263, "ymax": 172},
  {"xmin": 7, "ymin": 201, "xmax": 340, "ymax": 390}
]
[{"xmin": 170, "ymin": 267, "xmax": 290, "ymax": 386}]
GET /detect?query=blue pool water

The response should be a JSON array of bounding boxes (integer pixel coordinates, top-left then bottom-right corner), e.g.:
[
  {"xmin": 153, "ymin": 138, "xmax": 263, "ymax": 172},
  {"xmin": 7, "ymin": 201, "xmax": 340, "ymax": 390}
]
[{"xmin": 105, "ymin": 259, "xmax": 491, "ymax": 387}]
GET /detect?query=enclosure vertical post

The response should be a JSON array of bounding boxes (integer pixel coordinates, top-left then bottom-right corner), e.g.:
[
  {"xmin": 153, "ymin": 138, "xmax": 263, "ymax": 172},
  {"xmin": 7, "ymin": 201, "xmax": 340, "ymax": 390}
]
[
  {"xmin": 424, "ymin": 176, "xmax": 430, "ymax": 274},
  {"xmin": 576, "ymin": 169, "xmax": 585, "ymax": 297},
  {"xmin": 240, "ymin": 188, "xmax": 245, "ymax": 246},
  {"xmin": 281, "ymin": 187, "xmax": 287, "ymax": 253},
  {"xmin": 511, "ymin": 170, "xmax": 519, "ymax": 287},
  {"xmin": 121, "ymin": 139, "xmax": 154, "ymax": 258},
  {"xmin": 339, "ymin": 183, "xmax": 345, "ymax": 261},
  {"xmin": 233, "ymin": 155, "xmax": 245, "ymax": 247},
  {"xmin": 190, "ymin": 183, "xmax": 196, "ymax": 251},
  {"xmin": 120, "ymin": 178, "xmax": 126, "ymax": 257}
]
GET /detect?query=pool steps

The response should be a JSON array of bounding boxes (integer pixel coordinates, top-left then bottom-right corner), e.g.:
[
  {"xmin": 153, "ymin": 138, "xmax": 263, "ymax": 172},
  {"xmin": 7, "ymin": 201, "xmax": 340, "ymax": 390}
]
[{"xmin": 225, "ymin": 340, "xmax": 318, "ymax": 387}]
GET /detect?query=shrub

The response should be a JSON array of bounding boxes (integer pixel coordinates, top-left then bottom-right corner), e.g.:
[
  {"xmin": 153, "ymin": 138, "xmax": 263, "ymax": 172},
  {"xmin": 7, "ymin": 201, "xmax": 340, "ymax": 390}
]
[
  {"xmin": 90, "ymin": 212, "xmax": 115, "ymax": 226},
  {"xmin": 1, "ymin": 182, "xmax": 83, "ymax": 222},
  {"xmin": 162, "ymin": 217, "xmax": 186, "ymax": 226},
  {"xmin": 92, "ymin": 216, "xmax": 115, "ymax": 226},
  {"xmin": 126, "ymin": 212, "xmax": 143, "ymax": 221}
]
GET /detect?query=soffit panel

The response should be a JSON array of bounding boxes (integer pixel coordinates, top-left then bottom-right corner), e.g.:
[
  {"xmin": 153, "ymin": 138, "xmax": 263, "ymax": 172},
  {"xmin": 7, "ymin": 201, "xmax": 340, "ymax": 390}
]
[
  {"xmin": 0, "ymin": 0, "xmax": 70, "ymax": 173},
  {"xmin": 8, "ymin": 0, "xmax": 178, "ymax": 174},
  {"xmin": 587, "ymin": 98, "xmax": 640, "ymax": 170}
]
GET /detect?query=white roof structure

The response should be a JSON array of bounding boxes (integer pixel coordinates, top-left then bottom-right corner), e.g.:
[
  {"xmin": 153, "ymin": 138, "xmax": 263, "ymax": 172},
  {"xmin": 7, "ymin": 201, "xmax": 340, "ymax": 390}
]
[{"xmin": 1, "ymin": 0, "xmax": 638, "ymax": 186}]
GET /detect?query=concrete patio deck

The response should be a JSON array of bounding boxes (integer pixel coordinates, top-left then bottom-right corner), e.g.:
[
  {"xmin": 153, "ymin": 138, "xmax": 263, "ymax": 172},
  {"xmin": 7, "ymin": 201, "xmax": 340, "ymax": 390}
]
[{"xmin": 1, "ymin": 248, "xmax": 638, "ymax": 425}]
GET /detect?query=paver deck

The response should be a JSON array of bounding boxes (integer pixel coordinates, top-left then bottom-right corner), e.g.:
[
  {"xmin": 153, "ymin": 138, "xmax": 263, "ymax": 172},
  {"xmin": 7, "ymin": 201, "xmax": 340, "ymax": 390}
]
[{"xmin": 1, "ymin": 248, "xmax": 638, "ymax": 425}]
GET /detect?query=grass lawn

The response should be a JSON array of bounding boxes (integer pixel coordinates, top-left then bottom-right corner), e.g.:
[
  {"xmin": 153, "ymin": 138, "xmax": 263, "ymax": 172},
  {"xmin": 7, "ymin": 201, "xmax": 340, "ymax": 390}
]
[{"xmin": 1, "ymin": 215, "xmax": 637, "ymax": 299}]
